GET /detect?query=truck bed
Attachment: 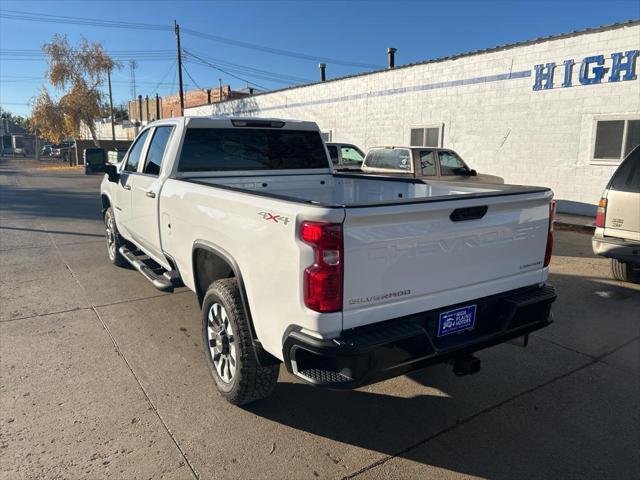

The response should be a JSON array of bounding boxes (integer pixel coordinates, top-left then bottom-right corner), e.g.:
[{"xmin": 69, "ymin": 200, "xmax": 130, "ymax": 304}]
[{"xmin": 181, "ymin": 172, "xmax": 546, "ymax": 208}]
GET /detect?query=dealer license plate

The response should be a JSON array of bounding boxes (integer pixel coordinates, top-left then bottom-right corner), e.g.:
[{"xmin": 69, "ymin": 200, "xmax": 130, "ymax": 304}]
[{"xmin": 437, "ymin": 305, "xmax": 477, "ymax": 337}]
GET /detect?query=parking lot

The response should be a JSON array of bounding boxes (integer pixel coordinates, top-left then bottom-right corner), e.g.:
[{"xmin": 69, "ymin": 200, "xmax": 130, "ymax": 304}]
[{"xmin": 1, "ymin": 157, "xmax": 638, "ymax": 480}]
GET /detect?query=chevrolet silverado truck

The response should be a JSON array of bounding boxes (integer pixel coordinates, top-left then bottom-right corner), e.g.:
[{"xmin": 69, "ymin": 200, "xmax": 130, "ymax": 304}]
[{"xmin": 101, "ymin": 116, "xmax": 557, "ymax": 405}]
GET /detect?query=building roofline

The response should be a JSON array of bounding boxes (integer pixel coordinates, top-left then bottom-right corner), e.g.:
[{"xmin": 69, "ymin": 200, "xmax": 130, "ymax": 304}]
[{"xmin": 196, "ymin": 19, "xmax": 639, "ymax": 108}]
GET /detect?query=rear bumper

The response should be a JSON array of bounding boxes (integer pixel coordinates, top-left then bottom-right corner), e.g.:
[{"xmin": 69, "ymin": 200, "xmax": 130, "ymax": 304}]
[
  {"xmin": 283, "ymin": 284, "xmax": 556, "ymax": 388},
  {"xmin": 592, "ymin": 235, "xmax": 640, "ymax": 264}
]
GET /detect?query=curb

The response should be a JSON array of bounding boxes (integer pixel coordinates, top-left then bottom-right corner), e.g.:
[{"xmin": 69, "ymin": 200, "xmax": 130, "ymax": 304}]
[{"xmin": 555, "ymin": 221, "xmax": 595, "ymax": 234}]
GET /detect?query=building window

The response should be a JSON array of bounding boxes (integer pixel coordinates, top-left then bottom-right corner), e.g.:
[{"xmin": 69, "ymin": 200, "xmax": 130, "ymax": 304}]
[
  {"xmin": 320, "ymin": 131, "xmax": 332, "ymax": 142},
  {"xmin": 410, "ymin": 125, "xmax": 442, "ymax": 147},
  {"xmin": 593, "ymin": 118, "xmax": 640, "ymax": 162}
]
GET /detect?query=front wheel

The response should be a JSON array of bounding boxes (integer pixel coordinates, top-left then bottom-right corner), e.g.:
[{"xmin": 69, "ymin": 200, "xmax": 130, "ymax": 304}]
[
  {"xmin": 104, "ymin": 207, "xmax": 128, "ymax": 267},
  {"xmin": 202, "ymin": 278, "xmax": 279, "ymax": 405},
  {"xmin": 611, "ymin": 259, "xmax": 640, "ymax": 283}
]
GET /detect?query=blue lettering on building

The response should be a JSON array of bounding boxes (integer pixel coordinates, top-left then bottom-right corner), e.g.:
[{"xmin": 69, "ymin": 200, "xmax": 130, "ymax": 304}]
[
  {"xmin": 533, "ymin": 50, "xmax": 639, "ymax": 90},
  {"xmin": 533, "ymin": 63, "xmax": 555, "ymax": 90},
  {"xmin": 579, "ymin": 55, "xmax": 606, "ymax": 85},
  {"xmin": 561, "ymin": 59, "xmax": 574, "ymax": 88},
  {"xmin": 610, "ymin": 50, "xmax": 638, "ymax": 82}
]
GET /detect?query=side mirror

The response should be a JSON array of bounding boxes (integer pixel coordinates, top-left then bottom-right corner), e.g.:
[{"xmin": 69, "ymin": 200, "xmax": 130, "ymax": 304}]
[
  {"xmin": 105, "ymin": 163, "xmax": 120, "ymax": 183},
  {"xmin": 469, "ymin": 169, "xmax": 478, "ymax": 176}
]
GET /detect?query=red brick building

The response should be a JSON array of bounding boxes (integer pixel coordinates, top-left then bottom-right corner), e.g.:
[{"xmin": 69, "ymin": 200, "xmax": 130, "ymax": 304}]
[{"xmin": 128, "ymin": 85, "xmax": 250, "ymax": 123}]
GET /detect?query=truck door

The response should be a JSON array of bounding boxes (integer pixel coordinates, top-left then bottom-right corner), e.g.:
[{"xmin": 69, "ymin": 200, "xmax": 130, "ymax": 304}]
[
  {"xmin": 437, "ymin": 150, "xmax": 473, "ymax": 182},
  {"xmin": 130, "ymin": 126, "xmax": 175, "ymax": 261},
  {"xmin": 418, "ymin": 149, "xmax": 437, "ymax": 179},
  {"xmin": 115, "ymin": 129, "xmax": 151, "ymax": 237}
]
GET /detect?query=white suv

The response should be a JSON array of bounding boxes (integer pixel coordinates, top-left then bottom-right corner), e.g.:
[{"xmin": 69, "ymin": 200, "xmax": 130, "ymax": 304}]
[{"xmin": 592, "ymin": 146, "xmax": 640, "ymax": 283}]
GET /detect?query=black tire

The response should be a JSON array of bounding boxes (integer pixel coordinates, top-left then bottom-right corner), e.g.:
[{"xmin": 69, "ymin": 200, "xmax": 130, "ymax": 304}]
[
  {"xmin": 611, "ymin": 259, "xmax": 640, "ymax": 283},
  {"xmin": 104, "ymin": 207, "xmax": 128, "ymax": 268},
  {"xmin": 202, "ymin": 278, "xmax": 279, "ymax": 405}
]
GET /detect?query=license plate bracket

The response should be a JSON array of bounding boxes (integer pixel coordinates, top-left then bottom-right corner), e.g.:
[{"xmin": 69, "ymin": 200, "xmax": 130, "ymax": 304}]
[{"xmin": 437, "ymin": 305, "xmax": 477, "ymax": 337}]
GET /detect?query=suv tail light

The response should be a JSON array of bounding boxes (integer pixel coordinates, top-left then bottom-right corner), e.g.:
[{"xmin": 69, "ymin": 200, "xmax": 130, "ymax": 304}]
[
  {"xmin": 300, "ymin": 221, "xmax": 343, "ymax": 312},
  {"xmin": 544, "ymin": 200, "xmax": 557, "ymax": 267},
  {"xmin": 595, "ymin": 198, "xmax": 607, "ymax": 228}
]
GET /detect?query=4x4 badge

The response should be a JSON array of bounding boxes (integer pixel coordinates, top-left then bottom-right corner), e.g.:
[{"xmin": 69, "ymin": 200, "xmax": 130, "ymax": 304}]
[{"xmin": 258, "ymin": 211, "xmax": 290, "ymax": 225}]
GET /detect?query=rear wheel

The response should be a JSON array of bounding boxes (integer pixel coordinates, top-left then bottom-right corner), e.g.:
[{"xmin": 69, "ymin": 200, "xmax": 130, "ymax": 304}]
[
  {"xmin": 611, "ymin": 259, "xmax": 640, "ymax": 283},
  {"xmin": 202, "ymin": 278, "xmax": 279, "ymax": 405}
]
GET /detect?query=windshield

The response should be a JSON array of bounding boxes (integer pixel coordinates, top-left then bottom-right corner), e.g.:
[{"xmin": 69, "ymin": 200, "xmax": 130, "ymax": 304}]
[
  {"xmin": 439, "ymin": 151, "xmax": 470, "ymax": 176},
  {"xmin": 178, "ymin": 128, "xmax": 329, "ymax": 172}
]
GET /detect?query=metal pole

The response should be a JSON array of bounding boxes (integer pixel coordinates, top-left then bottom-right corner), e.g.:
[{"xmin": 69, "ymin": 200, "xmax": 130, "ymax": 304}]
[
  {"xmin": 218, "ymin": 78, "xmax": 223, "ymax": 102},
  {"xmin": 145, "ymin": 95, "xmax": 150, "ymax": 123},
  {"xmin": 108, "ymin": 69, "xmax": 116, "ymax": 141},
  {"xmin": 387, "ymin": 47, "xmax": 397, "ymax": 69},
  {"xmin": 174, "ymin": 20, "xmax": 185, "ymax": 116},
  {"xmin": 155, "ymin": 93, "xmax": 161, "ymax": 119}
]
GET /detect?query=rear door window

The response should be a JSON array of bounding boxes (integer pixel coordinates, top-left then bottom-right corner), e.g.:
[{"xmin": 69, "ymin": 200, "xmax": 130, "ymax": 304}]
[
  {"xmin": 364, "ymin": 149, "xmax": 412, "ymax": 171},
  {"xmin": 178, "ymin": 128, "xmax": 329, "ymax": 171},
  {"xmin": 609, "ymin": 146, "xmax": 640, "ymax": 193},
  {"xmin": 420, "ymin": 150, "xmax": 436, "ymax": 176}
]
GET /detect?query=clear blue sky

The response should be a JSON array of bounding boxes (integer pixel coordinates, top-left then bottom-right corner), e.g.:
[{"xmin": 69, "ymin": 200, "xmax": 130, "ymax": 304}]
[{"xmin": 1, "ymin": 0, "xmax": 639, "ymax": 117}]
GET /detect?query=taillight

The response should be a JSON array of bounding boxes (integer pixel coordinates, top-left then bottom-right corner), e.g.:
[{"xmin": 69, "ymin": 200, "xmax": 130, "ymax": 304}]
[
  {"xmin": 543, "ymin": 200, "xmax": 557, "ymax": 267},
  {"xmin": 300, "ymin": 221, "xmax": 343, "ymax": 312},
  {"xmin": 595, "ymin": 197, "xmax": 607, "ymax": 228}
]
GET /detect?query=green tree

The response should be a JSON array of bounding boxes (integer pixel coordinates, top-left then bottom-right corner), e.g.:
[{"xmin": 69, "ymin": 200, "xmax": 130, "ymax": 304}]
[{"xmin": 0, "ymin": 107, "xmax": 30, "ymax": 132}]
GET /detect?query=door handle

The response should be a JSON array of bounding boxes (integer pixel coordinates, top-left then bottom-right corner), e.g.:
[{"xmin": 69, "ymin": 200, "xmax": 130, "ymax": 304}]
[
  {"xmin": 145, "ymin": 191, "xmax": 156, "ymax": 198},
  {"xmin": 123, "ymin": 184, "xmax": 131, "ymax": 190}
]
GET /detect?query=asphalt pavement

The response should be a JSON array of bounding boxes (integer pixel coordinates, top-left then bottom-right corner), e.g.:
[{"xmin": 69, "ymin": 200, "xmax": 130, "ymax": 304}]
[{"xmin": 1, "ymin": 157, "xmax": 638, "ymax": 480}]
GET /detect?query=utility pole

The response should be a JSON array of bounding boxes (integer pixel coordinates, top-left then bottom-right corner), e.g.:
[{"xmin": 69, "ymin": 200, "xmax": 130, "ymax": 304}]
[
  {"xmin": 174, "ymin": 20, "xmax": 185, "ymax": 116},
  {"xmin": 107, "ymin": 68, "xmax": 116, "ymax": 141}
]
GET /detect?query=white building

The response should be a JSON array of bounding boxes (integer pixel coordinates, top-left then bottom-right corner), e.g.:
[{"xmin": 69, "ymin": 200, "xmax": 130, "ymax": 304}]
[{"xmin": 187, "ymin": 21, "xmax": 640, "ymax": 215}]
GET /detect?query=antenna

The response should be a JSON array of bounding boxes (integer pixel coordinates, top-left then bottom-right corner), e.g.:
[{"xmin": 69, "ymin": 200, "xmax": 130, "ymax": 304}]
[{"xmin": 129, "ymin": 60, "xmax": 138, "ymax": 101}]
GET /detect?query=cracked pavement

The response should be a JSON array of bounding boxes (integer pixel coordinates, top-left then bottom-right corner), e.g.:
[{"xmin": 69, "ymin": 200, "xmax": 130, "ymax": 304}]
[{"xmin": 1, "ymin": 157, "xmax": 638, "ymax": 479}]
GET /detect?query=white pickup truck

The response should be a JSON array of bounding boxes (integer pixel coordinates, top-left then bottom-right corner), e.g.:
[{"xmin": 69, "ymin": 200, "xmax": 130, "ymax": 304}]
[{"xmin": 101, "ymin": 116, "xmax": 557, "ymax": 405}]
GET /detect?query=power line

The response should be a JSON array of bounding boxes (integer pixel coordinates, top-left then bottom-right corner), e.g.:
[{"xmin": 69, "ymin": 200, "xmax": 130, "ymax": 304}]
[
  {"xmin": 185, "ymin": 56, "xmax": 296, "ymax": 86},
  {"xmin": 0, "ymin": 48, "xmax": 312, "ymax": 85},
  {"xmin": 182, "ymin": 63, "xmax": 205, "ymax": 91},
  {"xmin": 182, "ymin": 49, "xmax": 313, "ymax": 84},
  {"xmin": 0, "ymin": 9, "xmax": 170, "ymax": 31},
  {"xmin": 182, "ymin": 50, "xmax": 269, "ymax": 91},
  {"xmin": 0, "ymin": 77, "xmax": 188, "ymax": 87},
  {"xmin": 150, "ymin": 62, "xmax": 176, "ymax": 96},
  {"xmin": 181, "ymin": 28, "xmax": 381, "ymax": 69},
  {"xmin": 0, "ymin": 9, "xmax": 382, "ymax": 69}
]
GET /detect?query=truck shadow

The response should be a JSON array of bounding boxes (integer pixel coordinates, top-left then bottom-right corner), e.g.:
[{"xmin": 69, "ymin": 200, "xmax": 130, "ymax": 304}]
[{"xmin": 246, "ymin": 272, "xmax": 640, "ymax": 479}]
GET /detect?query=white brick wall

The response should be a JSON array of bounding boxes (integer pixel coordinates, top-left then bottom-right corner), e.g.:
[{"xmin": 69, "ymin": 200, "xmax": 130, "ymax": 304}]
[{"xmin": 187, "ymin": 23, "xmax": 640, "ymax": 215}]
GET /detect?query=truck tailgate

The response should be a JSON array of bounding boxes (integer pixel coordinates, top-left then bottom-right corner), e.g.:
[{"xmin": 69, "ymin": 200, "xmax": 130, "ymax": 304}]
[{"xmin": 342, "ymin": 190, "xmax": 552, "ymax": 330}]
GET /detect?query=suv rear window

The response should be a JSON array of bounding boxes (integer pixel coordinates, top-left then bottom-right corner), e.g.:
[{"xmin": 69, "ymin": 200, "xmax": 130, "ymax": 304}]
[
  {"xmin": 178, "ymin": 128, "xmax": 329, "ymax": 172},
  {"xmin": 609, "ymin": 146, "xmax": 640, "ymax": 193}
]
